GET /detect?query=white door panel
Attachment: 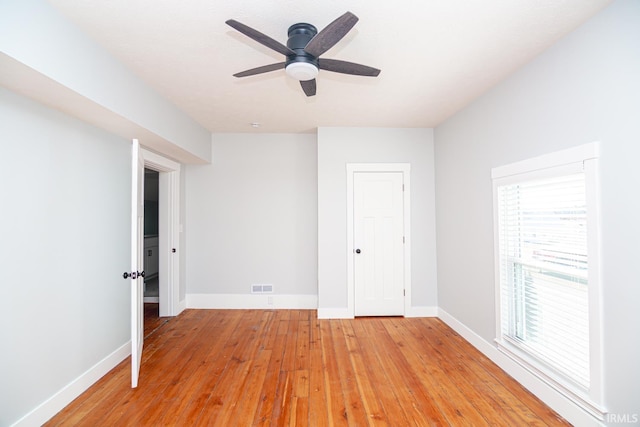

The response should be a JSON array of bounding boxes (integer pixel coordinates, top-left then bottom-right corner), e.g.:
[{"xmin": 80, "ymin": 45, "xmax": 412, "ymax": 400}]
[
  {"xmin": 131, "ymin": 139, "xmax": 144, "ymax": 388},
  {"xmin": 354, "ymin": 172, "xmax": 404, "ymax": 316}
]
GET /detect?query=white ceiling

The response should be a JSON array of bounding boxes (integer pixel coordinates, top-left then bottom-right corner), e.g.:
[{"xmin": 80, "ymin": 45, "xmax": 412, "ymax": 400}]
[{"xmin": 47, "ymin": 0, "xmax": 611, "ymax": 134}]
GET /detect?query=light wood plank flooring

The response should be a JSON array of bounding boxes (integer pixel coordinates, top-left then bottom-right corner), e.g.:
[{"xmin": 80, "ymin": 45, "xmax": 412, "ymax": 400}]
[{"xmin": 46, "ymin": 309, "xmax": 570, "ymax": 426}]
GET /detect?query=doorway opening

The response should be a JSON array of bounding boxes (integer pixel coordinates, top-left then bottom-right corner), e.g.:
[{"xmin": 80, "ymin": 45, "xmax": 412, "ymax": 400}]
[
  {"xmin": 141, "ymin": 149, "xmax": 181, "ymax": 318},
  {"xmin": 144, "ymin": 169, "xmax": 159, "ymax": 301},
  {"xmin": 143, "ymin": 168, "xmax": 160, "ymax": 319}
]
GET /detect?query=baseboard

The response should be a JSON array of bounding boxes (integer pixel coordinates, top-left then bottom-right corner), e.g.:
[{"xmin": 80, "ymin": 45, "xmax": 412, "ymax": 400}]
[
  {"xmin": 12, "ymin": 341, "xmax": 131, "ymax": 427},
  {"xmin": 177, "ymin": 298, "xmax": 187, "ymax": 315},
  {"xmin": 186, "ymin": 293, "xmax": 318, "ymax": 310},
  {"xmin": 437, "ymin": 308, "xmax": 600, "ymax": 427},
  {"xmin": 405, "ymin": 305, "xmax": 438, "ymax": 317}
]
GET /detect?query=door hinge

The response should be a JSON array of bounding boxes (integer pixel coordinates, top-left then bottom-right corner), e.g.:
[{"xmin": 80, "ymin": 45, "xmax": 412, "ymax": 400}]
[
  {"xmin": 402, "ymin": 184, "xmax": 405, "ymax": 191},
  {"xmin": 404, "ymin": 289, "xmax": 406, "ymax": 296},
  {"xmin": 403, "ymin": 236, "xmax": 405, "ymax": 244}
]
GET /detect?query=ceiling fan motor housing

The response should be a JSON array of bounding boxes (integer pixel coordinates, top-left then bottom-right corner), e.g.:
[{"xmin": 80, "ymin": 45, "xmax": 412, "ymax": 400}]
[{"xmin": 286, "ymin": 23, "xmax": 319, "ymax": 69}]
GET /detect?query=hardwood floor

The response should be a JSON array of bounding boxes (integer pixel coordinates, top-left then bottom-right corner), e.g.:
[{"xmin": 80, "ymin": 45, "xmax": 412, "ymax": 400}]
[
  {"xmin": 46, "ymin": 309, "xmax": 570, "ymax": 426},
  {"xmin": 143, "ymin": 302, "xmax": 169, "ymax": 337}
]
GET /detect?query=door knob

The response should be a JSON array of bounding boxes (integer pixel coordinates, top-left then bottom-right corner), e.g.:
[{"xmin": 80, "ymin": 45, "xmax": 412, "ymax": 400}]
[
  {"xmin": 123, "ymin": 271, "xmax": 145, "ymax": 279},
  {"xmin": 355, "ymin": 249, "xmax": 361, "ymax": 254}
]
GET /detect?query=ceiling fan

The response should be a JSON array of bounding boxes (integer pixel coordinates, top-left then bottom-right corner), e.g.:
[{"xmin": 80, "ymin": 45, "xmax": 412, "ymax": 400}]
[{"xmin": 225, "ymin": 12, "xmax": 381, "ymax": 97}]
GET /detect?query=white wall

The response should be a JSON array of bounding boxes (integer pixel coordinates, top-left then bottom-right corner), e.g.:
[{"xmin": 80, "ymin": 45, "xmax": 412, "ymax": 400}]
[
  {"xmin": 184, "ymin": 133, "xmax": 318, "ymax": 307},
  {"xmin": 434, "ymin": 0, "xmax": 640, "ymax": 424},
  {"xmin": 0, "ymin": 0, "xmax": 211, "ymax": 164},
  {"xmin": 0, "ymin": 88, "xmax": 131, "ymax": 426},
  {"xmin": 317, "ymin": 127, "xmax": 437, "ymax": 316}
]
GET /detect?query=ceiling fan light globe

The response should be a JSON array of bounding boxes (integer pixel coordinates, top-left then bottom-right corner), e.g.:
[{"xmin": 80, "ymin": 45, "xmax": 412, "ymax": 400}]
[{"xmin": 285, "ymin": 62, "xmax": 318, "ymax": 81}]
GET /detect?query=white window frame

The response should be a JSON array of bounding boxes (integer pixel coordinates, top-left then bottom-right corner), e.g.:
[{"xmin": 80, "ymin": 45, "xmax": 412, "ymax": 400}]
[{"xmin": 492, "ymin": 142, "xmax": 605, "ymax": 420}]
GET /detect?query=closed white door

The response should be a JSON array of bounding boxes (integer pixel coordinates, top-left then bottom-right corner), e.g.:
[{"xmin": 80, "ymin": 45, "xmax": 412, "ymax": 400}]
[
  {"xmin": 354, "ymin": 172, "xmax": 405, "ymax": 316},
  {"xmin": 131, "ymin": 140, "xmax": 145, "ymax": 388}
]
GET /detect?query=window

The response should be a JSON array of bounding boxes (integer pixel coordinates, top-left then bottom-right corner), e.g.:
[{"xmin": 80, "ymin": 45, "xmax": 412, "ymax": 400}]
[{"xmin": 492, "ymin": 143, "xmax": 605, "ymax": 418}]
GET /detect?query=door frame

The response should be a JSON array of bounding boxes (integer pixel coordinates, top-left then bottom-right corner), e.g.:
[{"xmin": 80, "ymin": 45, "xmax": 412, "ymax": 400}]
[
  {"xmin": 346, "ymin": 163, "xmax": 412, "ymax": 317},
  {"xmin": 141, "ymin": 148, "xmax": 181, "ymax": 317}
]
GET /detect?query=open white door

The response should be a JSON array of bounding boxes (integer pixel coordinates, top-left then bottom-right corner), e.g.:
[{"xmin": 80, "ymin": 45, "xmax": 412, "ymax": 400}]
[{"xmin": 130, "ymin": 139, "xmax": 145, "ymax": 388}]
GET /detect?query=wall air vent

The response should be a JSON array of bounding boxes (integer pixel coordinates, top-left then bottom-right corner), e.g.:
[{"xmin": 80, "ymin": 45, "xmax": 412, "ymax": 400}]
[{"xmin": 251, "ymin": 284, "xmax": 274, "ymax": 294}]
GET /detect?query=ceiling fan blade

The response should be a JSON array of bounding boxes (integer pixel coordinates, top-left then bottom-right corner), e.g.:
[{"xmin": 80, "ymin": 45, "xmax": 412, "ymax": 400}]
[
  {"xmin": 300, "ymin": 79, "xmax": 317, "ymax": 97},
  {"xmin": 304, "ymin": 12, "xmax": 359, "ymax": 58},
  {"xmin": 319, "ymin": 58, "xmax": 381, "ymax": 77},
  {"xmin": 226, "ymin": 19, "xmax": 295, "ymax": 57},
  {"xmin": 233, "ymin": 62, "xmax": 286, "ymax": 78}
]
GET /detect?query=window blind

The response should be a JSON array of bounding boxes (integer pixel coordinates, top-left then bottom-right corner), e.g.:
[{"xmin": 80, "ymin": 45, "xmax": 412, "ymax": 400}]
[{"xmin": 497, "ymin": 172, "xmax": 590, "ymax": 389}]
